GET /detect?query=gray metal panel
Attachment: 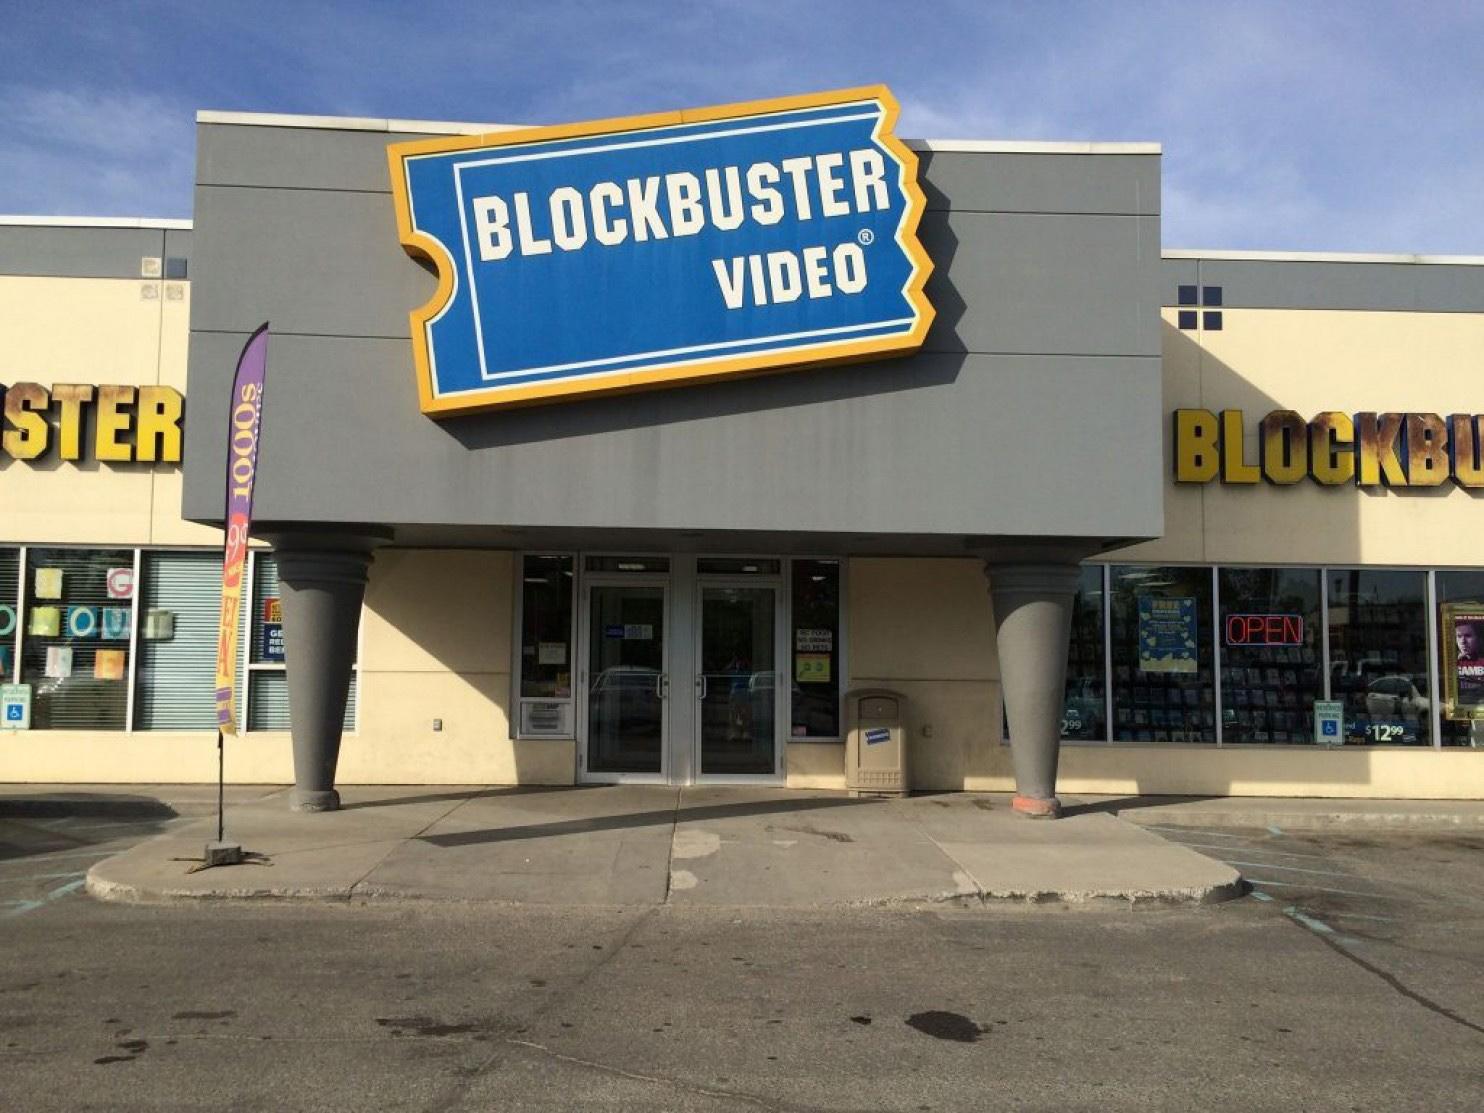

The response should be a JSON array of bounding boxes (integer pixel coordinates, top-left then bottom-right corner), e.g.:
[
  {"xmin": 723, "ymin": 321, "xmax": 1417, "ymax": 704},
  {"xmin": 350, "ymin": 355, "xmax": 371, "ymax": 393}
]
[
  {"xmin": 917, "ymin": 151, "xmax": 1158, "ymax": 215},
  {"xmin": 0, "ymin": 225, "xmax": 166, "ymax": 279},
  {"xmin": 922, "ymin": 212, "xmax": 1162, "ymax": 356},
  {"xmin": 196, "ymin": 124, "xmax": 1162, "ymax": 221},
  {"xmin": 196, "ymin": 123, "xmax": 431, "ymax": 192},
  {"xmin": 183, "ymin": 329, "xmax": 1163, "ymax": 540},
  {"xmin": 1193, "ymin": 258, "xmax": 1484, "ymax": 313},
  {"xmin": 188, "ymin": 185, "xmax": 424, "ymax": 337},
  {"xmin": 1162, "ymin": 257, "xmax": 1198, "ymax": 301},
  {"xmin": 163, "ymin": 228, "xmax": 193, "ymax": 267},
  {"xmin": 189, "ymin": 185, "xmax": 1160, "ymax": 357},
  {"xmin": 185, "ymin": 124, "xmax": 1166, "ymax": 548}
]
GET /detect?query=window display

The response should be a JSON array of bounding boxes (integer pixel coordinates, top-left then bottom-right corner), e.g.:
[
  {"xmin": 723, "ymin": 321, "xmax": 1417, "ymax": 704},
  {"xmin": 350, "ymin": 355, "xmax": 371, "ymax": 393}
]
[
  {"xmin": 1110, "ymin": 566, "xmax": 1215, "ymax": 742},
  {"xmin": 1217, "ymin": 568, "xmax": 1321, "ymax": 743},
  {"xmin": 1438, "ymin": 572, "xmax": 1484, "ymax": 748},
  {"xmin": 19, "ymin": 548, "xmax": 133, "ymax": 729},
  {"xmin": 517, "ymin": 554, "xmax": 576, "ymax": 737},
  {"xmin": 1061, "ymin": 566, "xmax": 1105, "ymax": 741},
  {"xmin": 1327, "ymin": 570, "xmax": 1429, "ymax": 746},
  {"xmin": 790, "ymin": 559, "xmax": 840, "ymax": 739},
  {"xmin": 0, "ymin": 548, "xmax": 17, "ymax": 680},
  {"xmin": 248, "ymin": 554, "xmax": 357, "ymax": 732},
  {"xmin": 134, "ymin": 551, "xmax": 225, "ymax": 730}
]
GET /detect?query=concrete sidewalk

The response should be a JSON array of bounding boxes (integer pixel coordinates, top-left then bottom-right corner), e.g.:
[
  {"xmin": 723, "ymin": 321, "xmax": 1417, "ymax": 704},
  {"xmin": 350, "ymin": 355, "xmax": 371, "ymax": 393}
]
[
  {"xmin": 75, "ymin": 785, "xmax": 1245, "ymax": 908},
  {"xmin": 1072, "ymin": 794, "xmax": 1484, "ymax": 831}
]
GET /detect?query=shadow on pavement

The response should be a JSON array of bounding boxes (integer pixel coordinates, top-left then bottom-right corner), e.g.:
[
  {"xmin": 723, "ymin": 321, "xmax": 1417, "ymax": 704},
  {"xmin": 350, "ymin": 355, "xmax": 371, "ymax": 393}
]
[
  {"xmin": 0, "ymin": 792, "xmax": 179, "ymax": 865},
  {"xmin": 0, "ymin": 792, "xmax": 178, "ymax": 822},
  {"xmin": 335, "ymin": 786, "xmax": 574, "ymax": 811},
  {"xmin": 419, "ymin": 792, "xmax": 880, "ymax": 849},
  {"xmin": 1060, "ymin": 795, "xmax": 1215, "ymax": 818}
]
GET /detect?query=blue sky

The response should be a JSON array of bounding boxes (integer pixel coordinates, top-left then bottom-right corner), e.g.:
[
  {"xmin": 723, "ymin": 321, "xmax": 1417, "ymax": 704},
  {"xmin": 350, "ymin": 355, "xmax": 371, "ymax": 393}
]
[{"xmin": 1, "ymin": 0, "xmax": 1480, "ymax": 253}]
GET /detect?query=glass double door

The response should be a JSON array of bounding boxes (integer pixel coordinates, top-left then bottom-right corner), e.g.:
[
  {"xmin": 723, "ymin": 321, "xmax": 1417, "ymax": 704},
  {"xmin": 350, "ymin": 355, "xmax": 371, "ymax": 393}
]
[{"xmin": 580, "ymin": 572, "xmax": 781, "ymax": 783}]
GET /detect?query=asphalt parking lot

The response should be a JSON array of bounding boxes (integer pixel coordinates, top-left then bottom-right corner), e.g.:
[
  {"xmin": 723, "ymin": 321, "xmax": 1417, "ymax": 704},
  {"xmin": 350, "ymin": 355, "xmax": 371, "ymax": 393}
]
[
  {"xmin": 1149, "ymin": 820, "xmax": 1484, "ymax": 1040},
  {"xmin": 3, "ymin": 801, "xmax": 1482, "ymax": 1111}
]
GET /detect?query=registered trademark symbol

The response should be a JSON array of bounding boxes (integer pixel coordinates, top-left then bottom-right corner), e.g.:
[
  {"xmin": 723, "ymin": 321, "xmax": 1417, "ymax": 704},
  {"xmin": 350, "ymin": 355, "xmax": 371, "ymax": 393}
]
[{"xmin": 857, "ymin": 229, "xmax": 875, "ymax": 246}]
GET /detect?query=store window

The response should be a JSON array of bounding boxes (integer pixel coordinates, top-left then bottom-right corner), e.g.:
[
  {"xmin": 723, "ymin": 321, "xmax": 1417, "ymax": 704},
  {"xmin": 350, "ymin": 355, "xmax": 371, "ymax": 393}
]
[
  {"xmin": 247, "ymin": 554, "xmax": 357, "ymax": 732},
  {"xmin": 20, "ymin": 548, "xmax": 134, "ymax": 730},
  {"xmin": 0, "ymin": 548, "xmax": 18, "ymax": 680},
  {"xmin": 1438, "ymin": 571, "xmax": 1484, "ymax": 748},
  {"xmin": 517, "ymin": 554, "xmax": 576, "ymax": 736},
  {"xmin": 134, "ymin": 551, "xmax": 230, "ymax": 730},
  {"xmin": 1110, "ymin": 566, "xmax": 1214, "ymax": 742},
  {"xmin": 1218, "ymin": 567, "xmax": 1322, "ymax": 743},
  {"xmin": 790, "ymin": 559, "xmax": 841, "ymax": 739},
  {"xmin": 1326, "ymin": 570, "xmax": 1430, "ymax": 746},
  {"xmin": 1061, "ymin": 566, "xmax": 1106, "ymax": 740}
]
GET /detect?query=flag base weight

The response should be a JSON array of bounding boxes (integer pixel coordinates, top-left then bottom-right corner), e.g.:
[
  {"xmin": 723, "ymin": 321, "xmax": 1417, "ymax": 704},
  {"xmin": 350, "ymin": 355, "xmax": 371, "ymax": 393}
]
[{"xmin": 203, "ymin": 841, "xmax": 244, "ymax": 867}]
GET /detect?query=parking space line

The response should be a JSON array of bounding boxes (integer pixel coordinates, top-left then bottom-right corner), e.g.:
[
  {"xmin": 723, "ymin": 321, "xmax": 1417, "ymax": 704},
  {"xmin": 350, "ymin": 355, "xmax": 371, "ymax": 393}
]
[
  {"xmin": 1142, "ymin": 825, "xmax": 1263, "ymax": 840},
  {"xmin": 1222, "ymin": 859, "xmax": 1360, "ymax": 879},
  {"xmin": 2, "ymin": 878, "xmax": 86, "ymax": 919},
  {"xmin": 0, "ymin": 869, "xmax": 87, "ymax": 883},
  {"xmin": 1324, "ymin": 910, "xmax": 1403, "ymax": 923},
  {"xmin": 0, "ymin": 849, "xmax": 114, "ymax": 867},
  {"xmin": 1244, "ymin": 878, "xmax": 1399, "ymax": 899},
  {"xmin": 1175, "ymin": 841, "xmax": 1330, "ymax": 860}
]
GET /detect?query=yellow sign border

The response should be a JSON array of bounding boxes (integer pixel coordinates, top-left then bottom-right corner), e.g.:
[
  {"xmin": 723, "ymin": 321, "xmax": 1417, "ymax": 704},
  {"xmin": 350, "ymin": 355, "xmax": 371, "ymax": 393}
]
[{"xmin": 387, "ymin": 85, "xmax": 935, "ymax": 417}]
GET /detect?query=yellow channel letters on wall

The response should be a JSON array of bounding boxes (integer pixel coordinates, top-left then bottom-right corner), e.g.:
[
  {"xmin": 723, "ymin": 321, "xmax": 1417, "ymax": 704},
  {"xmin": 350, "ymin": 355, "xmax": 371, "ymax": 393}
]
[
  {"xmin": 0, "ymin": 383, "xmax": 184, "ymax": 463},
  {"xmin": 1174, "ymin": 408, "xmax": 1484, "ymax": 488}
]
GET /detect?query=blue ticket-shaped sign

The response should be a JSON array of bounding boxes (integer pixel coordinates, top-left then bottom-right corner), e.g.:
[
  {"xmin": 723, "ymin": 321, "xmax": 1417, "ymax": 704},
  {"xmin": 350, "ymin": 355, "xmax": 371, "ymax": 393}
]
[{"xmin": 388, "ymin": 86, "xmax": 934, "ymax": 416}]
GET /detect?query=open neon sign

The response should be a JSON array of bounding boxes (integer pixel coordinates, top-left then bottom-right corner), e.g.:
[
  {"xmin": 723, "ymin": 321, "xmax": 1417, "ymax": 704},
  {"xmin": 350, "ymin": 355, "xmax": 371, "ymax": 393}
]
[{"xmin": 1225, "ymin": 614, "xmax": 1304, "ymax": 647}]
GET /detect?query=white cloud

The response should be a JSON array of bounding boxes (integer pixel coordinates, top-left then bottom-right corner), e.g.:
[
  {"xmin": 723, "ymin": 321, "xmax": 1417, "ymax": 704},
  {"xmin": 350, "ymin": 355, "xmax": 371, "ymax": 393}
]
[{"xmin": 0, "ymin": 86, "xmax": 194, "ymax": 217}]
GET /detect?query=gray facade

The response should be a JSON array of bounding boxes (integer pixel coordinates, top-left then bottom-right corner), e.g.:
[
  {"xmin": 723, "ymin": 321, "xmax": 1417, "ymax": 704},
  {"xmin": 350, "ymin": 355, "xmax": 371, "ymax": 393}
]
[
  {"xmin": 181, "ymin": 119, "xmax": 1165, "ymax": 560},
  {"xmin": 0, "ymin": 221, "xmax": 191, "ymax": 280}
]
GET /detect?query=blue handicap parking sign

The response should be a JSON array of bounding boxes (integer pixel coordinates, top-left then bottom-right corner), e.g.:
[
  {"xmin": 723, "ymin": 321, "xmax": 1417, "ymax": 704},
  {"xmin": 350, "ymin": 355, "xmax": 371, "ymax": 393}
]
[
  {"xmin": 5, "ymin": 705, "xmax": 20, "ymax": 721},
  {"xmin": 1321, "ymin": 720, "xmax": 1338, "ymax": 736}
]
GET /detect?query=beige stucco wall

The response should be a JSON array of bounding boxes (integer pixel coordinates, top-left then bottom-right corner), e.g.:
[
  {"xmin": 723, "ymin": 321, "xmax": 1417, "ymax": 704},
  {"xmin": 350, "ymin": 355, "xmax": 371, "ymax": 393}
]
[
  {"xmin": 5, "ymin": 280, "xmax": 1482, "ymax": 798},
  {"xmin": 1055, "ymin": 744, "xmax": 1484, "ymax": 799},
  {"xmin": 1122, "ymin": 308, "xmax": 1484, "ymax": 567},
  {"xmin": 341, "ymin": 548, "xmax": 572, "ymax": 785},
  {"xmin": 1084, "ymin": 302, "xmax": 1484, "ymax": 798},
  {"xmin": 0, "ymin": 274, "xmax": 215, "ymax": 547},
  {"xmin": 838, "ymin": 557, "xmax": 1012, "ymax": 792}
]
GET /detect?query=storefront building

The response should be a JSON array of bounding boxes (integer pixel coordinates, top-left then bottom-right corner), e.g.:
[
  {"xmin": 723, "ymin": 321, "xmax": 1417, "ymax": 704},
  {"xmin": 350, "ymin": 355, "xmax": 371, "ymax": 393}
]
[{"xmin": 2, "ymin": 91, "xmax": 1481, "ymax": 804}]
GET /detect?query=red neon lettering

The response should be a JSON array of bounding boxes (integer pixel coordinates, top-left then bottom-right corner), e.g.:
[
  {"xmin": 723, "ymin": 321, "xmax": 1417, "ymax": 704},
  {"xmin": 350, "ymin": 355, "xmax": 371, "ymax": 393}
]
[{"xmin": 1225, "ymin": 614, "xmax": 1304, "ymax": 646}]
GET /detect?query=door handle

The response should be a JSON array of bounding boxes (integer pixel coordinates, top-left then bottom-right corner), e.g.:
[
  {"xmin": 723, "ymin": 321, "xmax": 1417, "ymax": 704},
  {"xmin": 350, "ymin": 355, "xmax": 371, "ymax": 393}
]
[
  {"xmin": 695, "ymin": 674, "xmax": 708, "ymax": 700},
  {"xmin": 656, "ymin": 673, "xmax": 669, "ymax": 700}
]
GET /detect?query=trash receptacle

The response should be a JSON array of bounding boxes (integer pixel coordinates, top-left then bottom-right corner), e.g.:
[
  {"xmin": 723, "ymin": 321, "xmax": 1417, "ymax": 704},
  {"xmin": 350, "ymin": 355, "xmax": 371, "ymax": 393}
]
[{"xmin": 845, "ymin": 688, "xmax": 909, "ymax": 797}]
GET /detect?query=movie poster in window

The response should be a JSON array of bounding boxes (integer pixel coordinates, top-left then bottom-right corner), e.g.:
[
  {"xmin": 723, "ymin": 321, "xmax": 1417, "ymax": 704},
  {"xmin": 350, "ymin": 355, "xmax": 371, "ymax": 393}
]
[
  {"xmin": 1443, "ymin": 603, "xmax": 1484, "ymax": 721},
  {"xmin": 1137, "ymin": 596, "xmax": 1197, "ymax": 674}
]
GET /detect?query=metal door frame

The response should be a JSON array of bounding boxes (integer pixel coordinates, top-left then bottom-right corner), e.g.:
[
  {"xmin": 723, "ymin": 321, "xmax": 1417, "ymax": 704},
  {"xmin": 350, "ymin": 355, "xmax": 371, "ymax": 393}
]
[
  {"xmin": 577, "ymin": 574, "xmax": 673, "ymax": 784},
  {"xmin": 692, "ymin": 572, "xmax": 788, "ymax": 784}
]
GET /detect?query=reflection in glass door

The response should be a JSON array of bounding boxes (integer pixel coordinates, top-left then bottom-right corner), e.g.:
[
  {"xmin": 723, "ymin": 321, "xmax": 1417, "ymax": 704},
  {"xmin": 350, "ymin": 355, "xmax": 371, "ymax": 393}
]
[
  {"xmin": 585, "ymin": 584, "xmax": 667, "ymax": 776},
  {"xmin": 697, "ymin": 586, "xmax": 777, "ymax": 777}
]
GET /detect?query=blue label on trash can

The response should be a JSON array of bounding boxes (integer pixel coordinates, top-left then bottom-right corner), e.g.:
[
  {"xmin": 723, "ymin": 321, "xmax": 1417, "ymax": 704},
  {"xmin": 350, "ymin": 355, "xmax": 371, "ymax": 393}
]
[{"xmin": 864, "ymin": 727, "xmax": 891, "ymax": 745}]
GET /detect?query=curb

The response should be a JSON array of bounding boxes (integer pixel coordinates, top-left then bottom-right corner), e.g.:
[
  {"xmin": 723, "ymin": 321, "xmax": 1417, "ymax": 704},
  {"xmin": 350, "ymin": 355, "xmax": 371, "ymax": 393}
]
[
  {"xmin": 1, "ymin": 795, "xmax": 177, "ymax": 821},
  {"xmin": 1120, "ymin": 810, "xmax": 1484, "ymax": 832},
  {"xmin": 85, "ymin": 866, "xmax": 356, "ymax": 906}
]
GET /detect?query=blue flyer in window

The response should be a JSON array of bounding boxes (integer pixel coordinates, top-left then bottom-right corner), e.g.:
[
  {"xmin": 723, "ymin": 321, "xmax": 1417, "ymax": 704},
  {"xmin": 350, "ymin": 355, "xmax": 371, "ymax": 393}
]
[
  {"xmin": 1138, "ymin": 596, "xmax": 1197, "ymax": 674},
  {"xmin": 101, "ymin": 607, "xmax": 131, "ymax": 640},
  {"xmin": 65, "ymin": 606, "xmax": 99, "ymax": 640}
]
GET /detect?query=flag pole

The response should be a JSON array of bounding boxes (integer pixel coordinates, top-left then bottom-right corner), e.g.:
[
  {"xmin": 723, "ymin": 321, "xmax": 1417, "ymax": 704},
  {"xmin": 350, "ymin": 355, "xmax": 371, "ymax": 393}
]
[
  {"xmin": 203, "ymin": 321, "xmax": 270, "ymax": 870},
  {"xmin": 217, "ymin": 729, "xmax": 225, "ymax": 844}
]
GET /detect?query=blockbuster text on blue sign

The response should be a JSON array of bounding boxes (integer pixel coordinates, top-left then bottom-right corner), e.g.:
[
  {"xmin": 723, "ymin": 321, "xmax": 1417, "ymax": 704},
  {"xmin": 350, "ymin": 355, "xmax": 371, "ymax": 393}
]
[{"xmin": 388, "ymin": 86, "xmax": 934, "ymax": 416}]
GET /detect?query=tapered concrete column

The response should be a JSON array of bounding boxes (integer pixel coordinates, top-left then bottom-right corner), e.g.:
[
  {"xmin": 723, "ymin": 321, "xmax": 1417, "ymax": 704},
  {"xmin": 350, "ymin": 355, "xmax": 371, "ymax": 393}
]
[
  {"xmin": 987, "ymin": 562, "xmax": 1081, "ymax": 819},
  {"xmin": 269, "ymin": 531, "xmax": 388, "ymax": 812}
]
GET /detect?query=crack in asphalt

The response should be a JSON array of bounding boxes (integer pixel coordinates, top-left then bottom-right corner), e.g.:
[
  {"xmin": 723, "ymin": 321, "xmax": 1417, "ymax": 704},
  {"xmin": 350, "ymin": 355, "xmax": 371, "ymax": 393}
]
[
  {"xmin": 505, "ymin": 1037, "xmax": 791, "ymax": 1110},
  {"xmin": 1282, "ymin": 911, "xmax": 1484, "ymax": 1038},
  {"xmin": 415, "ymin": 906, "xmax": 662, "ymax": 1113}
]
